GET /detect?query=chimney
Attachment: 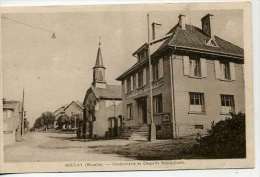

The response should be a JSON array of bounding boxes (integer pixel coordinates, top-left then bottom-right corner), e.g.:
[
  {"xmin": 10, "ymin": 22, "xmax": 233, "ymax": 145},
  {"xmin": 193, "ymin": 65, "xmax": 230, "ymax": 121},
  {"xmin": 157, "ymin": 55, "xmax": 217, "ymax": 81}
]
[
  {"xmin": 201, "ymin": 14, "xmax": 215, "ymax": 37},
  {"xmin": 178, "ymin": 14, "xmax": 186, "ymax": 30}
]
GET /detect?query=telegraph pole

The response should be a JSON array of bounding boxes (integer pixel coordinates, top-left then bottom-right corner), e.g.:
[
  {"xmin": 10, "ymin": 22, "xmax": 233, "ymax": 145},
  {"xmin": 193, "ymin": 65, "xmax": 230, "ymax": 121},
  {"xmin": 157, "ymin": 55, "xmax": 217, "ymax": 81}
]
[
  {"xmin": 21, "ymin": 89, "xmax": 25, "ymax": 136},
  {"xmin": 147, "ymin": 14, "xmax": 156, "ymax": 141}
]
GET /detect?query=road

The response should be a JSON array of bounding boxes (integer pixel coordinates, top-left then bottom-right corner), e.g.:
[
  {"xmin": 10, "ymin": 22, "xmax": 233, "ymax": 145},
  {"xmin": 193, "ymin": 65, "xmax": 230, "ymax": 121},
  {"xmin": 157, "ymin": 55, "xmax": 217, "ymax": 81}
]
[{"xmin": 4, "ymin": 132, "xmax": 133, "ymax": 162}]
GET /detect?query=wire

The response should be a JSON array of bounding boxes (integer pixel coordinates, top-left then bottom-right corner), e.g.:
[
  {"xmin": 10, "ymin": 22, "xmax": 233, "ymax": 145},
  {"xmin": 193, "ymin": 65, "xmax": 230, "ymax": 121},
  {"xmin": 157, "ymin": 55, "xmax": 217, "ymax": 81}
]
[{"xmin": 1, "ymin": 15, "xmax": 56, "ymax": 38}]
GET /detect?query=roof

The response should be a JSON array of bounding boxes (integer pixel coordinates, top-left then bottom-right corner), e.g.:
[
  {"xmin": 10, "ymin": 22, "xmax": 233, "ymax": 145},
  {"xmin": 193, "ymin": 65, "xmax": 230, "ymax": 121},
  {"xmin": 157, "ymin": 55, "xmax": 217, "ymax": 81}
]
[
  {"xmin": 3, "ymin": 100, "xmax": 21, "ymax": 110},
  {"xmin": 92, "ymin": 84, "xmax": 122, "ymax": 100},
  {"xmin": 94, "ymin": 46, "xmax": 105, "ymax": 68},
  {"xmin": 117, "ymin": 22, "xmax": 244, "ymax": 80},
  {"xmin": 166, "ymin": 24, "xmax": 244, "ymax": 58},
  {"xmin": 64, "ymin": 101, "xmax": 84, "ymax": 111}
]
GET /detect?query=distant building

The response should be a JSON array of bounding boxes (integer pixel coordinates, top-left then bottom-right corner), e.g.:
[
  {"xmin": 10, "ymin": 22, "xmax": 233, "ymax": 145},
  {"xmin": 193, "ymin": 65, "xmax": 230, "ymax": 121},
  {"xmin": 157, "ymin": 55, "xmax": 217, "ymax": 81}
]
[
  {"xmin": 64, "ymin": 101, "xmax": 83, "ymax": 129},
  {"xmin": 3, "ymin": 99, "xmax": 23, "ymax": 145},
  {"xmin": 53, "ymin": 101, "xmax": 83, "ymax": 130},
  {"xmin": 81, "ymin": 41, "xmax": 122, "ymax": 139},
  {"xmin": 116, "ymin": 14, "xmax": 245, "ymax": 140}
]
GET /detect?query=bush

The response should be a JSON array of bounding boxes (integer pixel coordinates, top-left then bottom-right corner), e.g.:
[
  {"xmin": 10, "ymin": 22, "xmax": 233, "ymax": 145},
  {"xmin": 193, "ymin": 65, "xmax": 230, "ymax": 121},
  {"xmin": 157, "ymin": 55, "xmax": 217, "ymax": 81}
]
[{"xmin": 192, "ymin": 112, "xmax": 246, "ymax": 158}]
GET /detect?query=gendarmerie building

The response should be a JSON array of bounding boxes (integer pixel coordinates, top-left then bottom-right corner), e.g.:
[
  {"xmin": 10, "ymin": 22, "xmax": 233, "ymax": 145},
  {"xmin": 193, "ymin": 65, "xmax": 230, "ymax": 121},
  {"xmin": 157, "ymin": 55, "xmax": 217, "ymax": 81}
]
[{"xmin": 116, "ymin": 14, "xmax": 245, "ymax": 140}]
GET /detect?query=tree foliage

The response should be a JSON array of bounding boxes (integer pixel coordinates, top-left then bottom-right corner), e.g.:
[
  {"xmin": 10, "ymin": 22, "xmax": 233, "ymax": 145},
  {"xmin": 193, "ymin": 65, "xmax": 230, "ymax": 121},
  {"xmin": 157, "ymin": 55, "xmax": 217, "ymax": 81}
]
[
  {"xmin": 33, "ymin": 111, "xmax": 55, "ymax": 130},
  {"xmin": 192, "ymin": 112, "xmax": 246, "ymax": 158}
]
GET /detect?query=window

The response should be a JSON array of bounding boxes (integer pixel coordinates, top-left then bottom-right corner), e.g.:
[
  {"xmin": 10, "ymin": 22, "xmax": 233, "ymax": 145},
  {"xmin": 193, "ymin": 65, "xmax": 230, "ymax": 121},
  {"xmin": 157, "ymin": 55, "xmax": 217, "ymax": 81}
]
[
  {"xmin": 220, "ymin": 95, "xmax": 235, "ymax": 114},
  {"xmin": 153, "ymin": 94, "xmax": 163, "ymax": 113},
  {"xmin": 220, "ymin": 61, "xmax": 231, "ymax": 80},
  {"xmin": 138, "ymin": 70, "xmax": 143, "ymax": 88},
  {"xmin": 189, "ymin": 57, "xmax": 201, "ymax": 77},
  {"xmin": 189, "ymin": 92, "xmax": 205, "ymax": 113},
  {"xmin": 127, "ymin": 104, "xmax": 133, "ymax": 119},
  {"xmin": 152, "ymin": 62, "xmax": 159, "ymax": 81},
  {"xmin": 133, "ymin": 74, "xmax": 136, "ymax": 90},
  {"xmin": 126, "ymin": 77, "xmax": 131, "ymax": 93},
  {"xmin": 138, "ymin": 49, "xmax": 148, "ymax": 62}
]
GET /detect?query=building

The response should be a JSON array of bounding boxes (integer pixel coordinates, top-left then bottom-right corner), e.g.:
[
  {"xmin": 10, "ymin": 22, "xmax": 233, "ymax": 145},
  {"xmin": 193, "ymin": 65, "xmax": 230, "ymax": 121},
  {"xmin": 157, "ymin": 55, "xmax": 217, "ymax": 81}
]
[
  {"xmin": 81, "ymin": 41, "xmax": 122, "ymax": 139},
  {"xmin": 53, "ymin": 104, "xmax": 66, "ymax": 129},
  {"xmin": 53, "ymin": 101, "xmax": 83, "ymax": 130},
  {"xmin": 63, "ymin": 101, "xmax": 83, "ymax": 129},
  {"xmin": 116, "ymin": 14, "xmax": 245, "ymax": 140},
  {"xmin": 3, "ymin": 99, "xmax": 23, "ymax": 145}
]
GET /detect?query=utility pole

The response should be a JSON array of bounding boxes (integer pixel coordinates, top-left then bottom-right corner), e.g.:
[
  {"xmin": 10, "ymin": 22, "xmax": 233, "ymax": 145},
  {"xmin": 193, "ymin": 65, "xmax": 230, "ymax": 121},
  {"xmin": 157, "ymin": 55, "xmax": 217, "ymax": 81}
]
[
  {"xmin": 147, "ymin": 14, "xmax": 156, "ymax": 141},
  {"xmin": 21, "ymin": 89, "xmax": 25, "ymax": 136}
]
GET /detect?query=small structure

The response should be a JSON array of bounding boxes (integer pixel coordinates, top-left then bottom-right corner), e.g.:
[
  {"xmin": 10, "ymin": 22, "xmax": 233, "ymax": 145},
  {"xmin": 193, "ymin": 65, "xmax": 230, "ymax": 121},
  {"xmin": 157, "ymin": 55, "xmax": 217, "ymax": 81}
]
[
  {"xmin": 81, "ymin": 40, "xmax": 122, "ymax": 139},
  {"xmin": 3, "ymin": 99, "xmax": 23, "ymax": 145}
]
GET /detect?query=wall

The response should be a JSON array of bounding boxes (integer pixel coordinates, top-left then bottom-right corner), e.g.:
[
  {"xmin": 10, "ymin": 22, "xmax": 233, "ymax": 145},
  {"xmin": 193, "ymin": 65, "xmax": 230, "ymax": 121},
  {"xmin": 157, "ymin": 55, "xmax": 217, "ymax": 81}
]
[
  {"xmin": 93, "ymin": 100, "xmax": 122, "ymax": 138},
  {"xmin": 172, "ymin": 54, "xmax": 245, "ymax": 137},
  {"xmin": 121, "ymin": 58, "xmax": 173, "ymax": 139}
]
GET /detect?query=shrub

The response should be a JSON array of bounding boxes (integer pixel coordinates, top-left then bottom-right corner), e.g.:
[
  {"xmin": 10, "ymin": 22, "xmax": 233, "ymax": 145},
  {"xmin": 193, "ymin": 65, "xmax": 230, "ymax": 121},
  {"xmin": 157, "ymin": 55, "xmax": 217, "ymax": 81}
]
[{"xmin": 192, "ymin": 112, "xmax": 246, "ymax": 158}]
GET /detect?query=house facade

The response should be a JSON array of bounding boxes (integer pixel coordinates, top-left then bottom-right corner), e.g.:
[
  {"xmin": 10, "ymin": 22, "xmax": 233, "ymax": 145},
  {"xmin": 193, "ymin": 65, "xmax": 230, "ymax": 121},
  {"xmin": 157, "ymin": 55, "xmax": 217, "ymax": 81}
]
[
  {"xmin": 53, "ymin": 101, "xmax": 83, "ymax": 129},
  {"xmin": 64, "ymin": 101, "xmax": 83, "ymax": 129},
  {"xmin": 3, "ymin": 100, "xmax": 23, "ymax": 145},
  {"xmin": 81, "ymin": 41, "xmax": 122, "ymax": 139},
  {"xmin": 117, "ymin": 14, "xmax": 245, "ymax": 140}
]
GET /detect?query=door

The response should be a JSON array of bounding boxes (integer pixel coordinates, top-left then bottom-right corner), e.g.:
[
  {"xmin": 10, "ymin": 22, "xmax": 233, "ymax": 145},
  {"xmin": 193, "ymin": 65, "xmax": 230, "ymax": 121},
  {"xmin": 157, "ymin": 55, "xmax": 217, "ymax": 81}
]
[{"xmin": 138, "ymin": 97, "xmax": 147, "ymax": 124}]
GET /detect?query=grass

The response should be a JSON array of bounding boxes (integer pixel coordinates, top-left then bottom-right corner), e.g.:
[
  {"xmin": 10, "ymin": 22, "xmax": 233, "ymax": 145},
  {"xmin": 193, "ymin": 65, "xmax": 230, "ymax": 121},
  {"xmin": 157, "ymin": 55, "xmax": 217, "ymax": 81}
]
[{"xmin": 88, "ymin": 136, "xmax": 199, "ymax": 160}]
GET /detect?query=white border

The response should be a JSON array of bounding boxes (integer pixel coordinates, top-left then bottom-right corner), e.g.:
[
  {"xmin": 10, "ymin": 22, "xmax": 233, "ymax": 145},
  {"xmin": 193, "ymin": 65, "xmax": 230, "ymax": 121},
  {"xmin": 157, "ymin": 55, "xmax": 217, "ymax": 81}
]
[{"xmin": 0, "ymin": 0, "xmax": 259, "ymax": 177}]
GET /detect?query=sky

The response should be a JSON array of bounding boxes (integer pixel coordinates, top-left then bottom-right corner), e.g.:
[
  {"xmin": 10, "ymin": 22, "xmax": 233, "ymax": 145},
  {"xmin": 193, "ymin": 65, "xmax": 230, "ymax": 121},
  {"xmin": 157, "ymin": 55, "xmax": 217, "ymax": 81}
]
[{"xmin": 1, "ymin": 6, "xmax": 243, "ymax": 125}]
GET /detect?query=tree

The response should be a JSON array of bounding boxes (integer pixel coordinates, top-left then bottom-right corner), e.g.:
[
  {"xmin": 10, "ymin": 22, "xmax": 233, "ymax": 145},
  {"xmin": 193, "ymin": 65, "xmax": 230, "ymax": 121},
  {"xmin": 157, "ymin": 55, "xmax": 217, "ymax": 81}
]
[
  {"xmin": 192, "ymin": 112, "xmax": 246, "ymax": 158},
  {"xmin": 33, "ymin": 111, "xmax": 55, "ymax": 130}
]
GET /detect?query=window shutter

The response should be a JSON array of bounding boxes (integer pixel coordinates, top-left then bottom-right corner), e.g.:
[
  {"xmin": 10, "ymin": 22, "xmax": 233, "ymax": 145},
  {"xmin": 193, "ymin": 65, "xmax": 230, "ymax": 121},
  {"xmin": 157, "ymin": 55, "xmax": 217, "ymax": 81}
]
[
  {"xmin": 230, "ymin": 62, "xmax": 236, "ymax": 80},
  {"xmin": 214, "ymin": 60, "xmax": 221, "ymax": 79},
  {"xmin": 159, "ymin": 58, "xmax": 164, "ymax": 78},
  {"xmin": 183, "ymin": 56, "xmax": 190, "ymax": 76},
  {"xmin": 200, "ymin": 58, "xmax": 207, "ymax": 77},
  {"xmin": 143, "ymin": 67, "xmax": 147, "ymax": 86},
  {"xmin": 130, "ymin": 76, "xmax": 133, "ymax": 90},
  {"xmin": 124, "ymin": 80, "xmax": 127, "ymax": 94},
  {"xmin": 136, "ymin": 73, "xmax": 139, "ymax": 88}
]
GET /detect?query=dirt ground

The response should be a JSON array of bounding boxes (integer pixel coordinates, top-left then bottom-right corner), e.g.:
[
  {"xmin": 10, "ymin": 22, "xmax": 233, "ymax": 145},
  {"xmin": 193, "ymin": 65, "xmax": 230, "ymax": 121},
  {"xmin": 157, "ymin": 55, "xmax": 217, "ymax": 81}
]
[
  {"xmin": 4, "ymin": 132, "xmax": 197, "ymax": 162},
  {"xmin": 4, "ymin": 132, "xmax": 133, "ymax": 162}
]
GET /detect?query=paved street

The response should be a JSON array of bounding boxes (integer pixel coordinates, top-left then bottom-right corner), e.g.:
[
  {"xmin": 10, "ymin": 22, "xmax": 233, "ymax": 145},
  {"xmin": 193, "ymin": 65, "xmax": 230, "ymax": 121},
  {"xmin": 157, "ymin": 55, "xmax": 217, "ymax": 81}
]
[{"xmin": 4, "ymin": 132, "xmax": 133, "ymax": 162}]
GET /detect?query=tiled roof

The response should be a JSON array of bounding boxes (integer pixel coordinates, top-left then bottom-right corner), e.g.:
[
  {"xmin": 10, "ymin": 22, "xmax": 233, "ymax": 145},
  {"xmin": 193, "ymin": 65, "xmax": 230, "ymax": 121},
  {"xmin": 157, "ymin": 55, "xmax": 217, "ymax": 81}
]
[
  {"xmin": 92, "ymin": 84, "xmax": 122, "ymax": 100},
  {"xmin": 166, "ymin": 24, "xmax": 244, "ymax": 58},
  {"xmin": 117, "ymin": 23, "xmax": 244, "ymax": 80}
]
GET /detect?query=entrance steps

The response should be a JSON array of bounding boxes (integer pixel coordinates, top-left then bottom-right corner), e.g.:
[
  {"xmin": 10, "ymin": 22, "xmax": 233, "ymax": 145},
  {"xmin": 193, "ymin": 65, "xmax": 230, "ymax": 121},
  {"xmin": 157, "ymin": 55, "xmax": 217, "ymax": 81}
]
[{"xmin": 120, "ymin": 124, "xmax": 149, "ymax": 141}]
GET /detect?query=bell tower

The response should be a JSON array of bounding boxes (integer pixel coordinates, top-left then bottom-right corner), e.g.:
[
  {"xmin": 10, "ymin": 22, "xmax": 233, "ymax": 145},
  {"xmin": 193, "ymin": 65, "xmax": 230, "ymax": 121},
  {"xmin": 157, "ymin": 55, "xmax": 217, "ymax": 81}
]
[{"xmin": 93, "ymin": 38, "xmax": 106, "ymax": 88}]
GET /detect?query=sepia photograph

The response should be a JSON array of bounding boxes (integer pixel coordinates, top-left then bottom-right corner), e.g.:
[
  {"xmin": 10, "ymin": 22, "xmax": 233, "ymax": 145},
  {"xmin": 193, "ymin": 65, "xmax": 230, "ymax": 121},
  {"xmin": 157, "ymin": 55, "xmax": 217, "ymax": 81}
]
[{"xmin": 0, "ymin": 2, "xmax": 254, "ymax": 173}]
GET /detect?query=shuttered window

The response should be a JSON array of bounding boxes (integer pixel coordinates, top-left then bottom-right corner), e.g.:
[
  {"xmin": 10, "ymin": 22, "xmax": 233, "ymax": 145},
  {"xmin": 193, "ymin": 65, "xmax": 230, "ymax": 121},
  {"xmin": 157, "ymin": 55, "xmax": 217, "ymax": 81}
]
[
  {"xmin": 153, "ymin": 94, "xmax": 163, "ymax": 113},
  {"xmin": 138, "ymin": 70, "xmax": 143, "ymax": 88},
  {"xmin": 215, "ymin": 60, "xmax": 236, "ymax": 81},
  {"xmin": 124, "ymin": 80, "xmax": 127, "ymax": 94},
  {"xmin": 143, "ymin": 67, "xmax": 147, "ymax": 86},
  {"xmin": 159, "ymin": 58, "xmax": 164, "ymax": 78},
  {"xmin": 183, "ymin": 56, "xmax": 207, "ymax": 78},
  {"xmin": 152, "ymin": 62, "xmax": 159, "ymax": 81}
]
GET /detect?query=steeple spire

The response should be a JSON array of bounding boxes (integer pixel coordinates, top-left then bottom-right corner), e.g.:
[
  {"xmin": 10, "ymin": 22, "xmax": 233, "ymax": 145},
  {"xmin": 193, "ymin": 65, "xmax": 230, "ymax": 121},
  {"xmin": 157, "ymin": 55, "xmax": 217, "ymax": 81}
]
[{"xmin": 93, "ymin": 37, "xmax": 106, "ymax": 88}]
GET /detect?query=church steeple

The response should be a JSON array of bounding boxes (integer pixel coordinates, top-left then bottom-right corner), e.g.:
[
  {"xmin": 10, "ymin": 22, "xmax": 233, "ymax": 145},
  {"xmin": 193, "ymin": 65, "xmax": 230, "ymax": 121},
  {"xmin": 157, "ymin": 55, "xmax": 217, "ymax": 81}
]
[{"xmin": 93, "ymin": 38, "xmax": 106, "ymax": 88}]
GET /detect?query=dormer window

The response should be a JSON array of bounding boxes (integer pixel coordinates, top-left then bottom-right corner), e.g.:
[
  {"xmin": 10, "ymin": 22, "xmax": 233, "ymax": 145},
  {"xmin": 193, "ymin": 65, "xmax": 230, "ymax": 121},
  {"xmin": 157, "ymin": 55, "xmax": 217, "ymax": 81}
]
[{"xmin": 137, "ymin": 49, "xmax": 148, "ymax": 62}]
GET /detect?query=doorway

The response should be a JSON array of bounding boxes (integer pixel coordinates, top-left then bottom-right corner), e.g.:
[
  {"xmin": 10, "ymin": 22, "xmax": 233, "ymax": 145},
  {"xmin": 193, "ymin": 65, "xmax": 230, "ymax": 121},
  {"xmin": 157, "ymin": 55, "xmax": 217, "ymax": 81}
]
[{"xmin": 137, "ymin": 97, "xmax": 147, "ymax": 124}]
